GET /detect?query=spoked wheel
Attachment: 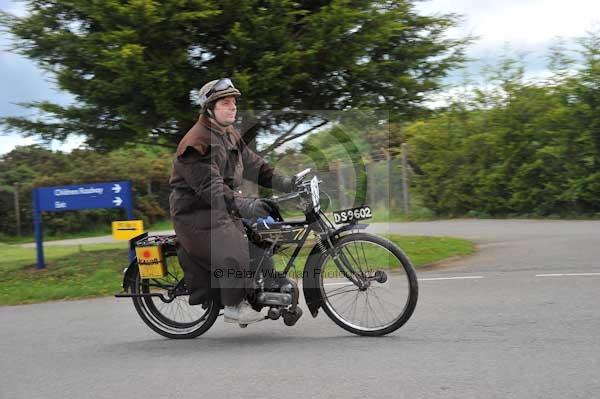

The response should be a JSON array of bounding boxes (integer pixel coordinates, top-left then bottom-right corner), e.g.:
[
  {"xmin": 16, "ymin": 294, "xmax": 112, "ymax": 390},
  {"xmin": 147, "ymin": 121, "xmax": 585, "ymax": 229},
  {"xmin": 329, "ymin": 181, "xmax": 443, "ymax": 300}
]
[
  {"xmin": 317, "ymin": 232, "xmax": 418, "ymax": 336},
  {"xmin": 130, "ymin": 258, "xmax": 220, "ymax": 339}
]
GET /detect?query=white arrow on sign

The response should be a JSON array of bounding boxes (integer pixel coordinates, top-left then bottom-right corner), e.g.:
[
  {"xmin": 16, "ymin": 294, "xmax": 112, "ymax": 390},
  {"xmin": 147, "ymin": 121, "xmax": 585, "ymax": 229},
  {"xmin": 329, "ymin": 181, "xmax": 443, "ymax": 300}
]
[
  {"xmin": 112, "ymin": 197, "xmax": 123, "ymax": 206},
  {"xmin": 112, "ymin": 183, "xmax": 122, "ymax": 194}
]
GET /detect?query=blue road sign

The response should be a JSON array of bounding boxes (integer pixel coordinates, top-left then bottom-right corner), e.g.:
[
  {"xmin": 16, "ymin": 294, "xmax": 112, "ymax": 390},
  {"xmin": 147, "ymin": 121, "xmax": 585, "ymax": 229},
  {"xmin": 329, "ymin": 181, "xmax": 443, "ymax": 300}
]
[
  {"xmin": 36, "ymin": 181, "xmax": 132, "ymax": 212},
  {"xmin": 33, "ymin": 180, "xmax": 134, "ymax": 269}
]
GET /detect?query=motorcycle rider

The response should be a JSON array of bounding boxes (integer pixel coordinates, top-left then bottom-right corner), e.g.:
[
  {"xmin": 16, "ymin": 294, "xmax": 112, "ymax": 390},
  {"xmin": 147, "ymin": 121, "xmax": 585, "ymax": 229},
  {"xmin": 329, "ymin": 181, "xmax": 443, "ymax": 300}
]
[{"xmin": 169, "ymin": 78, "xmax": 294, "ymax": 325}]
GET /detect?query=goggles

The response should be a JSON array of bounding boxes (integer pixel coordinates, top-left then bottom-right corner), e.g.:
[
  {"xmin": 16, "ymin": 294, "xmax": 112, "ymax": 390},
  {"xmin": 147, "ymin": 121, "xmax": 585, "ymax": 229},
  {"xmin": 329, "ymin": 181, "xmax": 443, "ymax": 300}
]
[{"xmin": 206, "ymin": 78, "xmax": 236, "ymax": 98}]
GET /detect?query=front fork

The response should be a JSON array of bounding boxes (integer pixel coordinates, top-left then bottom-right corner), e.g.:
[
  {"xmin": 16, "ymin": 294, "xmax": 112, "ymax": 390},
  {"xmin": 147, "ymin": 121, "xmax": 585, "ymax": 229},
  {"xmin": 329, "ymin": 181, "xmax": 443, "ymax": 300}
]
[{"xmin": 317, "ymin": 233, "xmax": 370, "ymax": 290}]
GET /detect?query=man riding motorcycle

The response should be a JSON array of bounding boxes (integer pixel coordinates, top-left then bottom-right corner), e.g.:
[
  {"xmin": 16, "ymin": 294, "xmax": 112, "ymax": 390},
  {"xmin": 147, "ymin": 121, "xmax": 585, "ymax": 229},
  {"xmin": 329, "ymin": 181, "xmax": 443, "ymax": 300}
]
[{"xmin": 169, "ymin": 78, "xmax": 294, "ymax": 325}]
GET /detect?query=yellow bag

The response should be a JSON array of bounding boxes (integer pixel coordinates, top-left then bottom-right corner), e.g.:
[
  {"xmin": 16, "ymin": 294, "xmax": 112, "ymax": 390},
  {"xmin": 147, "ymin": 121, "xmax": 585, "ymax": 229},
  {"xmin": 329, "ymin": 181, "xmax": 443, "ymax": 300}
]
[{"xmin": 135, "ymin": 244, "xmax": 167, "ymax": 279}]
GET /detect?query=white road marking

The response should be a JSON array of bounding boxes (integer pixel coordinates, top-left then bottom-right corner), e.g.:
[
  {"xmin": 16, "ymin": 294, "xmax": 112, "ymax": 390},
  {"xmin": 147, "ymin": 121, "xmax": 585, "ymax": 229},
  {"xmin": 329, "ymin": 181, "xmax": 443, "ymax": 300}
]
[
  {"xmin": 419, "ymin": 276, "xmax": 484, "ymax": 281},
  {"xmin": 324, "ymin": 276, "xmax": 486, "ymax": 285},
  {"xmin": 324, "ymin": 273, "xmax": 599, "ymax": 284},
  {"xmin": 536, "ymin": 273, "xmax": 600, "ymax": 277}
]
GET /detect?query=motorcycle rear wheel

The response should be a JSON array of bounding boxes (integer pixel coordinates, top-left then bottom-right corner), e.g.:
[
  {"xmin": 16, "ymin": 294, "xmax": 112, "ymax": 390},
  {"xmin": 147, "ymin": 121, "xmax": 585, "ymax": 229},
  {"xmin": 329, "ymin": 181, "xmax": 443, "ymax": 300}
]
[{"xmin": 130, "ymin": 261, "xmax": 220, "ymax": 339}]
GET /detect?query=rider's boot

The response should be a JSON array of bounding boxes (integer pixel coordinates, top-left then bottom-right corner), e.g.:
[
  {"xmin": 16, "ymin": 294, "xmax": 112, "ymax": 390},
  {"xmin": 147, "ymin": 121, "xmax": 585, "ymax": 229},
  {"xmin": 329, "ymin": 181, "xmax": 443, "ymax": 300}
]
[
  {"xmin": 188, "ymin": 288, "xmax": 207, "ymax": 305},
  {"xmin": 223, "ymin": 299, "xmax": 264, "ymax": 324}
]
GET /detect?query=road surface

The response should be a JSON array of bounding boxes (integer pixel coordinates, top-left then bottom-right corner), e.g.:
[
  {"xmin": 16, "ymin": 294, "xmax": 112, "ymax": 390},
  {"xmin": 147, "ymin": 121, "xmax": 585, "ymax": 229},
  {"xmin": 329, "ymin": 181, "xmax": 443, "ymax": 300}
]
[{"xmin": 3, "ymin": 219, "xmax": 599, "ymax": 398}]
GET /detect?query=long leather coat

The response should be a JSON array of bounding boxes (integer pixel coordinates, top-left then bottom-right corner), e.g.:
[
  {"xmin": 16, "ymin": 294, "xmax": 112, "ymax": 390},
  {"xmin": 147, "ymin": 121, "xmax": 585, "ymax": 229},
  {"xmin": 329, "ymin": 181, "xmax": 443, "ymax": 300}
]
[{"xmin": 169, "ymin": 114, "xmax": 288, "ymax": 306}]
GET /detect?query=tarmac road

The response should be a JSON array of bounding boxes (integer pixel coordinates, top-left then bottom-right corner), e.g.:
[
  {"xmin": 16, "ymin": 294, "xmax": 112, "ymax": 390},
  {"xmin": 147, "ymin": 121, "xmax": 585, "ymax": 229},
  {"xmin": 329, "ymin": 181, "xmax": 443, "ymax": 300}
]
[{"xmin": 2, "ymin": 220, "xmax": 599, "ymax": 399}]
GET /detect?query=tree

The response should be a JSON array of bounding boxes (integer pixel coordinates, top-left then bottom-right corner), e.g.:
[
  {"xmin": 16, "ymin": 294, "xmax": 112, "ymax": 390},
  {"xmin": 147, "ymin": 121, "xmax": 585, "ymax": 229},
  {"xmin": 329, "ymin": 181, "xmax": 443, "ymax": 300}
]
[
  {"xmin": 563, "ymin": 31, "xmax": 600, "ymax": 211},
  {"xmin": 0, "ymin": 145, "xmax": 174, "ymax": 236},
  {"xmin": 1, "ymin": 0, "xmax": 468, "ymax": 152},
  {"xmin": 403, "ymin": 34, "xmax": 600, "ymax": 217}
]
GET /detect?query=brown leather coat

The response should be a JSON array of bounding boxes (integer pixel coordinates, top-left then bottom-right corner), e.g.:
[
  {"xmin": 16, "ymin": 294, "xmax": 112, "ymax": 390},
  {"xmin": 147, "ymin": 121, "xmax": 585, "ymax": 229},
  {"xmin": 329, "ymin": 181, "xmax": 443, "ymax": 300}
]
[{"xmin": 169, "ymin": 115, "xmax": 288, "ymax": 305}]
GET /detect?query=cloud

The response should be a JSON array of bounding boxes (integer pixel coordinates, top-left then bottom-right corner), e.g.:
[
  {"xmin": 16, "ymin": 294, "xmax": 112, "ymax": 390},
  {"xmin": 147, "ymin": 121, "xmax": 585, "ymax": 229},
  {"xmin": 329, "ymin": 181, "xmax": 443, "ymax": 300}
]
[
  {"xmin": 418, "ymin": 0, "xmax": 600, "ymax": 46},
  {"xmin": 0, "ymin": 1, "xmax": 75, "ymax": 117},
  {"xmin": 0, "ymin": 0, "xmax": 26, "ymax": 16},
  {"xmin": 0, "ymin": 134, "xmax": 37, "ymax": 154},
  {"xmin": 0, "ymin": 49, "xmax": 75, "ymax": 117},
  {"xmin": 1, "ymin": 0, "xmax": 77, "ymax": 155},
  {"xmin": 416, "ymin": 0, "xmax": 600, "ymax": 86},
  {"xmin": 0, "ymin": 133, "xmax": 86, "ymax": 155}
]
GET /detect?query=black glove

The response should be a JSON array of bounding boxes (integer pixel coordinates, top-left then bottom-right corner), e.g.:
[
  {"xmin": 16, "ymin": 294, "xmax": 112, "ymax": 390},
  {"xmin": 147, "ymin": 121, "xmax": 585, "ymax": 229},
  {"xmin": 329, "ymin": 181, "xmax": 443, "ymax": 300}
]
[
  {"xmin": 273, "ymin": 175, "xmax": 296, "ymax": 193},
  {"xmin": 237, "ymin": 198, "xmax": 278, "ymax": 219}
]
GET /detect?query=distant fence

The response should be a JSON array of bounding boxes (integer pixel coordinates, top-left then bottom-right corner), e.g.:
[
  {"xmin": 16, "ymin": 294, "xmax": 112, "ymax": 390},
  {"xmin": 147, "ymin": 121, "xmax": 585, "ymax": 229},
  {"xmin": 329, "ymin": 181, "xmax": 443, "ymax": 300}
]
[{"xmin": 301, "ymin": 144, "xmax": 412, "ymax": 214}]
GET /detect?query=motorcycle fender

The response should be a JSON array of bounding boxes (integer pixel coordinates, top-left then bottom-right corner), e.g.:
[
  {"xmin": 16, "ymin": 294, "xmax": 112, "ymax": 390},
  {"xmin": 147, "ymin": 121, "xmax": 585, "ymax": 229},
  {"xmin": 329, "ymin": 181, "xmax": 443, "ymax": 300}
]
[
  {"xmin": 122, "ymin": 233, "xmax": 147, "ymax": 291},
  {"xmin": 122, "ymin": 259, "xmax": 138, "ymax": 292},
  {"xmin": 302, "ymin": 245, "xmax": 326, "ymax": 318},
  {"xmin": 330, "ymin": 223, "xmax": 369, "ymax": 237}
]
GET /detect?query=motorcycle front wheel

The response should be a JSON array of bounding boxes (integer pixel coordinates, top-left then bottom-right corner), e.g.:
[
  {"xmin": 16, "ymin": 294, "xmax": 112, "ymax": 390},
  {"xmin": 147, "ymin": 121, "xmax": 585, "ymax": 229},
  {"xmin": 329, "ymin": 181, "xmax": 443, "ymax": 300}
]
[{"xmin": 317, "ymin": 232, "xmax": 418, "ymax": 336}]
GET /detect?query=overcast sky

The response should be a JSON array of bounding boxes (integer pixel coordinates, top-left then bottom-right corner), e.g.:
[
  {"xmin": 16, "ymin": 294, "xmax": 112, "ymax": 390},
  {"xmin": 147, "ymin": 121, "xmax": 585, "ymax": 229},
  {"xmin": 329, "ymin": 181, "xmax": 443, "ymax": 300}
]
[{"xmin": 1, "ymin": 0, "xmax": 599, "ymax": 155}]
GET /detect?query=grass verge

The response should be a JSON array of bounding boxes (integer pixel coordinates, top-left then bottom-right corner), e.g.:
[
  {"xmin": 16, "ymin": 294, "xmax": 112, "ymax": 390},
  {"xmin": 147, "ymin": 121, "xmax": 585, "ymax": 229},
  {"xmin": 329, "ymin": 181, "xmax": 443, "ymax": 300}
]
[{"xmin": 0, "ymin": 235, "xmax": 474, "ymax": 306}]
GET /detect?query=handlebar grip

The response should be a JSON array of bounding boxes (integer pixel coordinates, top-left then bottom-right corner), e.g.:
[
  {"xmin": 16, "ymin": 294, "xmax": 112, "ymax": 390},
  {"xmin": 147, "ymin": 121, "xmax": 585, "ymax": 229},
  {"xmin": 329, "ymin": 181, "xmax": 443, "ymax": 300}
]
[{"xmin": 272, "ymin": 192, "xmax": 300, "ymax": 202}]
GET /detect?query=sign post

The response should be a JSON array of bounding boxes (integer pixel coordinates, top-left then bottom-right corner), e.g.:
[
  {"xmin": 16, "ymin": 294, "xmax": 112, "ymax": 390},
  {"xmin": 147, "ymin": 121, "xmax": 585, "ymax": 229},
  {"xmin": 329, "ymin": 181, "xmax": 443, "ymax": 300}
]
[
  {"xmin": 32, "ymin": 181, "xmax": 134, "ymax": 269},
  {"xmin": 32, "ymin": 189, "xmax": 44, "ymax": 269}
]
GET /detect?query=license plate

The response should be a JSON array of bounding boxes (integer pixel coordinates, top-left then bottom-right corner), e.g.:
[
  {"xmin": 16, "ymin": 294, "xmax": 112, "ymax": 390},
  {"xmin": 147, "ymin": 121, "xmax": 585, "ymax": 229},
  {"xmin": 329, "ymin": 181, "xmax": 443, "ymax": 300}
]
[
  {"xmin": 332, "ymin": 205, "xmax": 373, "ymax": 224},
  {"xmin": 135, "ymin": 245, "xmax": 167, "ymax": 279}
]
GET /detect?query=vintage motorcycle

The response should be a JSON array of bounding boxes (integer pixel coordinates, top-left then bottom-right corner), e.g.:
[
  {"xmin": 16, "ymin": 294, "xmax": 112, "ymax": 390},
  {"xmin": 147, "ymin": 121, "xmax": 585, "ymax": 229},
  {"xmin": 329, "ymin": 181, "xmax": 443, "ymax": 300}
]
[{"xmin": 116, "ymin": 168, "xmax": 418, "ymax": 338}]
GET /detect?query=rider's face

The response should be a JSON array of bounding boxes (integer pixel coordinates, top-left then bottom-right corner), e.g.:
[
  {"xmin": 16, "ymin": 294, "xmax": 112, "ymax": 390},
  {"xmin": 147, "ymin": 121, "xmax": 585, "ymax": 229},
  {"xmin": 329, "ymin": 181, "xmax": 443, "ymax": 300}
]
[{"xmin": 213, "ymin": 96, "xmax": 237, "ymax": 126}]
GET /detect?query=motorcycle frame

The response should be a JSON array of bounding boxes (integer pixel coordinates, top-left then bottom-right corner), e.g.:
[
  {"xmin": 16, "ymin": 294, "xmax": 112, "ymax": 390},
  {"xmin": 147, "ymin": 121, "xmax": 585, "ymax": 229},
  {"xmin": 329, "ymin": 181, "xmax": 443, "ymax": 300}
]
[{"xmin": 118, "ymin": 178, "xmax": 371, "ymax": 309}]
